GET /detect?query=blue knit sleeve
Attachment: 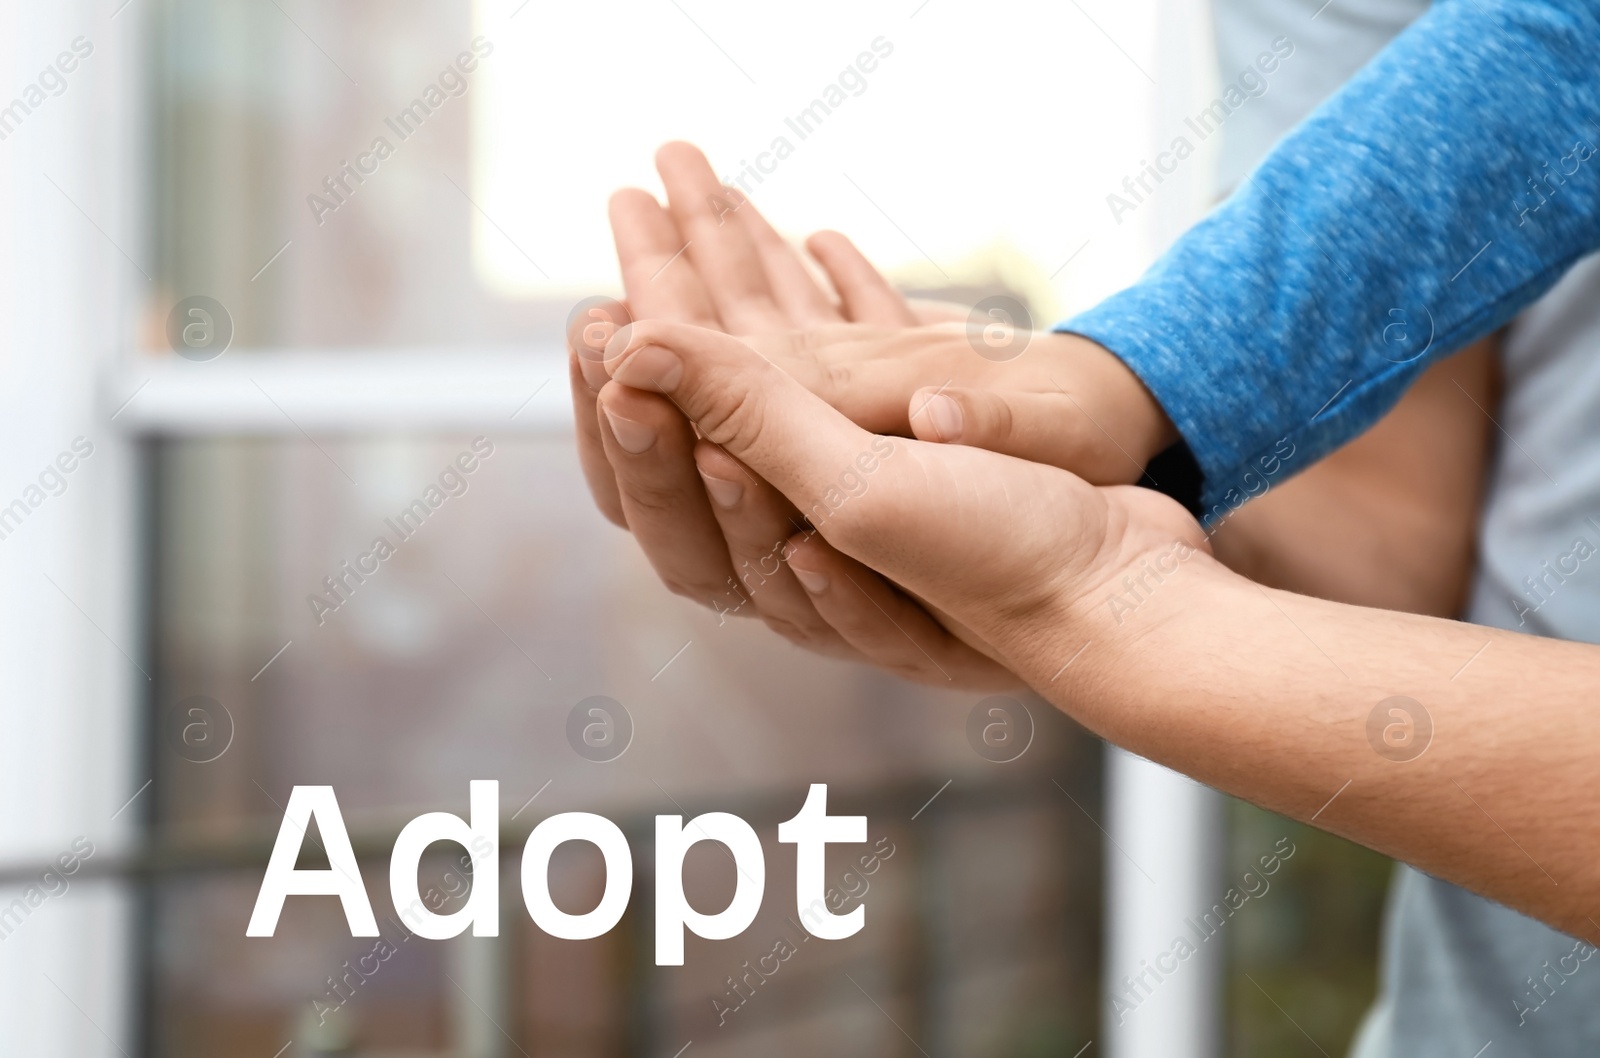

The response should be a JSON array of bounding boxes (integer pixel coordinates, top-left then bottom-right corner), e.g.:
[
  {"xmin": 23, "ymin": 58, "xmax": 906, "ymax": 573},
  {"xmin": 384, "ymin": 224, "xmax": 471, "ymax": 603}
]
[{"xmin": 1060, "ymin": 0, "xmax": 1600, "ymax": 518}]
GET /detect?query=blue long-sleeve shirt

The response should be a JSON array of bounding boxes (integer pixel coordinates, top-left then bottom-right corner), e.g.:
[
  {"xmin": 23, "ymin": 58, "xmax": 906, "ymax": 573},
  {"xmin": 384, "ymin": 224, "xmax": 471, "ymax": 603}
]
[{"xmin": 1061, "ymin": 0, "xmax": 1600, "ymax": 518}]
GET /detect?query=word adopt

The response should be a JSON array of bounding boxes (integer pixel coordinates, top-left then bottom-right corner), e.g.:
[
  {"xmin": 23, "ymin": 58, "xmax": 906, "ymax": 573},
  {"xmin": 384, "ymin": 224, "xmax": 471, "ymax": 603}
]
[{"xmin": 248, "ymin": 783, "xmax": 869, "ymax": 966}]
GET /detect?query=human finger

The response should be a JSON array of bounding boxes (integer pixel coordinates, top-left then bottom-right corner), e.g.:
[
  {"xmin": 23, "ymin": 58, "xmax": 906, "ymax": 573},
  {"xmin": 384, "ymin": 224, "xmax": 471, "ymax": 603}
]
[
  {"xmin": 570, "ymin": 350, "xmax": 625, "ymax": 526},
  {"xmin": 805, "ymin": 229, "xmax": 918, "ymax": 326},
  {"xmin": 603, "ymin": 320, "xmax": 878, "ymax": 509},
  {"xmin": 693, "ymin": 440, "xmax": 855, "ymax": 652},
  {"xmin": 655, "ymin": 141, "xmax": 789, "ymax": 333},
  {"xmin": 738, "ymin": 203, "xmax": 844, "ymax": 326},
  {"xmin": 783, "ymin": 531, "xmax": 1021, "ymax": 689},
  {"xmin": 595, "ymin": 380, "xmax": 748, "ymax": 615},
  {"xmin": 908, "ymin": 386, "xmax": 1151, "ymax": 484},
  {"xmin": 608, "ymin": 188, "xmax": 719, "ymax": 327}
]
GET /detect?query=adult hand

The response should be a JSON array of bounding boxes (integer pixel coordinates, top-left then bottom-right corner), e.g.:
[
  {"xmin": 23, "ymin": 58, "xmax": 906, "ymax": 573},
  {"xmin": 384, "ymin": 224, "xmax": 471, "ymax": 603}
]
[
  {"xmin": 596, "ymin": 319, "xmax": 1204, "ymax": 695},
  {"xmin": 572, "ymin": 142, "xmax": 1173, "ymax": 685}
]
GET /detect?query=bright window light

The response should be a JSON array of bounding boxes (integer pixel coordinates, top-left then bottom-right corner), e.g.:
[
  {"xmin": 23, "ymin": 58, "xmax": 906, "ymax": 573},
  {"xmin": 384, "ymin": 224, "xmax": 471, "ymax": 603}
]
[{"xmin": 473, "ymin": 0, "xmax": 1163, "ymax": 320}]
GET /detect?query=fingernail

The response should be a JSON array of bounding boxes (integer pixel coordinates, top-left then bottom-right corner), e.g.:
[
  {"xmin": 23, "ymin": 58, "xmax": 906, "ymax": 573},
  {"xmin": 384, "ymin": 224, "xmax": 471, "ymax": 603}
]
[
  {"xmin": 612, "ymin": 344, "xmax": 683, "ymax": 391},
  {"xmin": 699, "ymin": 471, "xmax": 743, "ymax": 509},
  {"xmin": 792, "ymin": 567, "xmax": 829, "ymax": 594},
  {"xmin": 603, "ymin": 407, "xmax": 657, "ymax": 454},
  {"xmin": 925, "ymin": 393, "xmax": 964, "ymax": 442}
]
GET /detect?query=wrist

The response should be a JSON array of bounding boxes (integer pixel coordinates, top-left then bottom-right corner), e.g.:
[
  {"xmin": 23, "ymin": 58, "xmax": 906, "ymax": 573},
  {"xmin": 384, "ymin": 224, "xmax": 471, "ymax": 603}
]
[
  {"xmin": 1050, "ymin": 551, "xmax": 1244, "ymax": 734},
  {"xmin": 1009, "ymin": 489, "xmax": 1240, "ymax": 724},
  {"xmin": 1019, "ymin": 332, "xmax": 1176, "ymax": 484},
  {"xmin": 1054, "ymin": 333, "xmax": 1178, "ymax": 472}
]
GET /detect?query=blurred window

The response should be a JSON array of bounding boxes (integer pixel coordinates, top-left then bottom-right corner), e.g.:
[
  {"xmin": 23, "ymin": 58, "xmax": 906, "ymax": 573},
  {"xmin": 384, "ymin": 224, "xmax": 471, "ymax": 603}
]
[{"xmin": 137, "ymin": 1, "xmax": 1153, "ymax": 1053}]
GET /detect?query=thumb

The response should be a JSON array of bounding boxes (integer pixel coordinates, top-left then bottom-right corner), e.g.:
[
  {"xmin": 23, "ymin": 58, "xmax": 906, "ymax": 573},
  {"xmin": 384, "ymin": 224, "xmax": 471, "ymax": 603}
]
[
  {"xmin": 603, "ymin": 320, "xmax": 882, "ymax": 509},
  {"xmin": 908, "ymin": 386, "xmax": 1146, "ymax": 484}
]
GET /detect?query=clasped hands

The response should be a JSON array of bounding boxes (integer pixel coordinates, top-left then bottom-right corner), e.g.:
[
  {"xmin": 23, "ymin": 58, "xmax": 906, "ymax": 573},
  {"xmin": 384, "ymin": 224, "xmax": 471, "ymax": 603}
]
[{"xmin": 570, "ymin": 142, "xmax": 1207, "ymax": 703}]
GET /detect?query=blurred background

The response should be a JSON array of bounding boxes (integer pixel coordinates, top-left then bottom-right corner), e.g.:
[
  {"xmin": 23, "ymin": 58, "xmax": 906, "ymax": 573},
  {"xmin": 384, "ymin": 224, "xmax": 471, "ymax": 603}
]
[{"xmin": 0, "ymin": 0, "xmax": 1390, "ymax": 1055}]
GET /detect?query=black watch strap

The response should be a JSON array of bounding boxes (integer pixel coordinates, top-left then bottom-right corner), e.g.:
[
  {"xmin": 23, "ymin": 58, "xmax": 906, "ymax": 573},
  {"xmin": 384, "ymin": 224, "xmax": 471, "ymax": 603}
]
[{"xmin": 1140, "ymin": 439, "xmax": 1203, "ymax": 519}]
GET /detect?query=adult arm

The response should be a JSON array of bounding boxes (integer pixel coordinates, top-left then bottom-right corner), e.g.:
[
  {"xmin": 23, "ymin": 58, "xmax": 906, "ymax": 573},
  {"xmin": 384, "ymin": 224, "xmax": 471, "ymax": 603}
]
[
  {"xmin": 595, "ymin": 319, "xmax": 1600, "ymax": 941},
  {"xmin": 1063, "ymin": 0, "xmax": 1600, "ymax": 514},
  {"xmin": 1068, "ymin": 538, "xmax": 1600, "ymax": 942}
]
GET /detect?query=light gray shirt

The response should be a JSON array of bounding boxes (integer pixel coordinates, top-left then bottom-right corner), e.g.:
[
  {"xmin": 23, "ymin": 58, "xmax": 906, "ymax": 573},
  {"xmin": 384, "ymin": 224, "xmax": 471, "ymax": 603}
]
[{"xmin": 1212, "ymin": 0, "xmax": 1600, "ymax": 1053}]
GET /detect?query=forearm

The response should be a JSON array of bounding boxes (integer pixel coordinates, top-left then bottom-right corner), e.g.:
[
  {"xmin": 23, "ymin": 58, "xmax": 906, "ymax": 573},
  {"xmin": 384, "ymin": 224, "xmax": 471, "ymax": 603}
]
[
  {"xmin": 1061, "ymin": 0, "xmax": 1600, "ymax": 512},
  {"xmin": 601, "ymin": 311, "xmax": 1598, "ymax": 935},
  {"xmin": 1049, "ymin": 554, "xmax": 1600, "ymax": 937}
]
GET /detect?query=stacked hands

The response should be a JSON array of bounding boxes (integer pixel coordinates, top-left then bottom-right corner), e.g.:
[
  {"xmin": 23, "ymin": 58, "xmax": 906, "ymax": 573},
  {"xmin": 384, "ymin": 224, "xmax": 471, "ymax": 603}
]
[
  {"xmin": 567, "ymin": 146, "xmax": 1600, "ymax": 940},
  {"xmin": 569, "ymin": 142, "xmax": 1204, "ymax": 701}
]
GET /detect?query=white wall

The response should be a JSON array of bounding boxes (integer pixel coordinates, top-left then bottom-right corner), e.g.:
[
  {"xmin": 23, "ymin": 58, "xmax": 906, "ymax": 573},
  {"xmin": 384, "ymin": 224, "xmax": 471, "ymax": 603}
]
[{"xmin": 0, "ymin": 0, "xmax": 143, "ymax": 1053}]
